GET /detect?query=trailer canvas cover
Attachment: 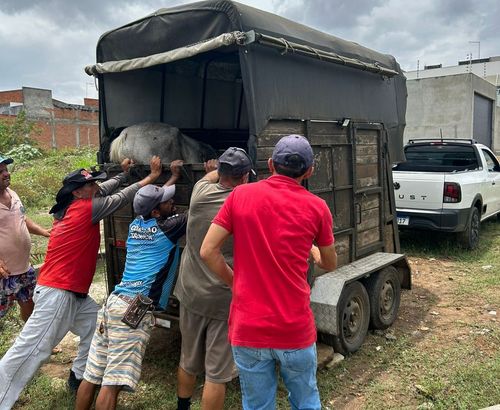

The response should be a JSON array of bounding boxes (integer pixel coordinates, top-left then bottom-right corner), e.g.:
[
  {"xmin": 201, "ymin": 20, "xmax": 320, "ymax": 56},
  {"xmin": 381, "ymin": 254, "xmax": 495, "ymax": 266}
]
[{"xmin": 93, "ymin": 0, "xmax": 407, "ymax": 161}]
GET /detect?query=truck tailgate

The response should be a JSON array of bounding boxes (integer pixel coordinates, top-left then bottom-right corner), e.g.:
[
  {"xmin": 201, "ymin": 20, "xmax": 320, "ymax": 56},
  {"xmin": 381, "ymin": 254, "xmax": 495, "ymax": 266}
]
[{"xmin": 393, "ymin": 171, "xmax": 445, "ymax": 211}]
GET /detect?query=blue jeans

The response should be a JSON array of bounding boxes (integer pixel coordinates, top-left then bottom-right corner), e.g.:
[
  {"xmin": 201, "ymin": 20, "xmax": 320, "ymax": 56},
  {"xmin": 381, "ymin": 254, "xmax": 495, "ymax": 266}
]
[{"xmin": 232, "ymin": 344, "xmax": 320, "ymax": 410}]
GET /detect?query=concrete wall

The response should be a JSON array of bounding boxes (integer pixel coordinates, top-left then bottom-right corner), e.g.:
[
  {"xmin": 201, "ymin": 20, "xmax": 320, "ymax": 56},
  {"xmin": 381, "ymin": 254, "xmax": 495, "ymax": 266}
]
[
  {"xmin": 404, "ymin": 73, "xmax": 499, "ymax": 153},
  {"xmin": 496, "ymin": 106, "xmax": 500, "ymax": 154}
]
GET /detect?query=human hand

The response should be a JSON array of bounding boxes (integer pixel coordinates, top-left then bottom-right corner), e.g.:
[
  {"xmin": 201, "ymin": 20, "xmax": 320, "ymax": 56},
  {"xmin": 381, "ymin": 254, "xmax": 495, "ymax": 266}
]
[
  {"xmin": 170, "ymin": 160, "xmax": 184, "ymax": 178},
  {"xmin": 0, "ymin": 258, "xmax": 10, "ymax": 279},
  {"xmin": 121, "ymin": 158, "xmax": 134, "ymax": 173},
  {"xmin": 204, "ymin": 159, "xmax": 218, "ymax": 173},
  {"xmin": 149, "ymin": 156, "xmax": 162, "ymax": 179},
  {"xmin": 309, "ymin": 245, "xmax": 321, "ymax": 265}
]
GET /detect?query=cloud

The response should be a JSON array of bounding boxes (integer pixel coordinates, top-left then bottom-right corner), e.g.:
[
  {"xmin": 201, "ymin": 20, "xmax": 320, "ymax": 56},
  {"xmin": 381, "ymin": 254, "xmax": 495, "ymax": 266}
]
[{"xmin": 0, "ymin": 0, "xmax": 499, "ymax": 103}]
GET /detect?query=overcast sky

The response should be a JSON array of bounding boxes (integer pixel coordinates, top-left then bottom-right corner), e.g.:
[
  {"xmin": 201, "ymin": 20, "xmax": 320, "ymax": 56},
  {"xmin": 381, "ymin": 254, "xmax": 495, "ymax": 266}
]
[{"xmin": 1, "ymin": 0, "xmax": 499, "ymax": 104}]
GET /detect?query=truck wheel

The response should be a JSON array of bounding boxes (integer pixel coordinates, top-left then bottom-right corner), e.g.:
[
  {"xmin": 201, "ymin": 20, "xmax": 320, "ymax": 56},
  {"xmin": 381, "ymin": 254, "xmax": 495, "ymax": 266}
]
[
  {"xmin": 365, "ymin": 266, "xmax": 401, "ymax": 330},
  {"xmin": 458, "ymin": 207, "xmax": 480, "ymax": 249},
  {"xmin": 332, "ymin": 281, "xmax": 370, "ymax": 355}
]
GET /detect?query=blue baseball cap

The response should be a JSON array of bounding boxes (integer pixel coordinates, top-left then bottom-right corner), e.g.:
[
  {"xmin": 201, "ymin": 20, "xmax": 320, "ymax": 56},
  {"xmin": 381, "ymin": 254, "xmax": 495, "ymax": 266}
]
[
  {"xmin": 0, "ymin": 155, "xmax": 13, "ymax": 165},
  {"xmin": 272, "ymin": 135, "xmax": 314, "ymax": 171}
]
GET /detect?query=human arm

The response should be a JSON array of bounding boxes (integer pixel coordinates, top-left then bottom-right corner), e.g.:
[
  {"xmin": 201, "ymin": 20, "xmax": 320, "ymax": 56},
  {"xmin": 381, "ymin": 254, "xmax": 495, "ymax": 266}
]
[
  {"xmin": 164, "ymin": 160, "xmax": 183, "ymax": 187},
  {"xmin": 202, "ymin": 159, "xmax": 219, "ymax": 183},
  {"xmin": 25, "ymin": 217, "xmax": 50, "ymax": 237},
  {"xmin": 0, "ymin": 258, "xmax": 10, "ymax": 279},
  {"xmin": 200, "ymin": 223, "xmax": 233, "ymax": 288},
  {"xmin": 310, "ymin": 244, "xmax": 337, "ymax": 272},
  {"xmin": 91, "ymin": 156, "xmax": 162, "ymax": 224}
]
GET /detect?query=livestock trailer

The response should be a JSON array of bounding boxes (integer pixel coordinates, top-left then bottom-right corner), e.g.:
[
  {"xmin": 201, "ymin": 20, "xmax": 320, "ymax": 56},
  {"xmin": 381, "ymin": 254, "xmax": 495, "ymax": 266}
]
[{"xmin": 86, "ymin": 0, "xmax": 411, "ymax": 354}]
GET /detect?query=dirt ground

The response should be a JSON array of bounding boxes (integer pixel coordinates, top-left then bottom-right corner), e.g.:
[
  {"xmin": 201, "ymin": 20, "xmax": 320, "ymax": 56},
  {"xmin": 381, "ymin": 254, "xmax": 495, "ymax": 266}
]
[{"xmin": 38, "ymin": 255, "xmax": 498, "ymax": 409}]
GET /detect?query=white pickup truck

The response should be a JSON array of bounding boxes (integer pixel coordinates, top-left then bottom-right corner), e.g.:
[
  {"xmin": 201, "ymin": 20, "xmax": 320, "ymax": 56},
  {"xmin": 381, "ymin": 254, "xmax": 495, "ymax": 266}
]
[{"xmin": 392, "ymin": 139, "xmax": 500, "ymax": 249}]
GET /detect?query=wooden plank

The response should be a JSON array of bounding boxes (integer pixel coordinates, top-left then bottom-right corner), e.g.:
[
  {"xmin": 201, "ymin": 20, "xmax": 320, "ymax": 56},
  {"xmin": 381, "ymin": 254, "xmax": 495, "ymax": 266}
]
[
  {"xmin": 356, "ymin": 154, "xmax": 378, "ymax": 165},
  {"xmin": 332, "ymin": 146, "xmax": 352, "ymax": 187},
  {"xmin": 356, "ymin": 227, "xmax": 380, "ymax": 248},
  {"xmin": 384, "ymin": 224, "xmax": 395, "ymax": 253},
  {"xmin": 355, "ymin": 131, "xmax": 379, "ymax": 145},
  {"xmin": 309, "ymin": 147, "xmax": 333, "ymax": 191},
  {"xmin": 333, "ymin": 190, "xmax": 352, "ymax": 231},
  {"xmin": 358, "ymin": 176, "xmax": 379, "ymax": 188},
  {"xmin": 360, "ymin": 194, "xmax": 379, "ymax": 211},
  {"xmin": 334, "ymin": 235, "xmax": 350, "ymax": 268},
  {"xmin": 308, "ymin": 121, "xmax": 344, "ymax": 135},
  {"xmin": 356, "ymin": 144, "xmax": 378, "ymax": 156},
  {"xmin": 308, "ymin": 134, "xmax": 349, "ymax": 145},
  {"xmin": 357, "ymin": 208, "xmax": 380, "ymax": 231},
  {"xmin": 356, "ymin": 163, "xmax": 378, "ymax": 179},
  {"xmin": 257, "ymin": 120, "xmax": 306, "ymax": 146},
  {"xmin": 111, "ymin": 217, "xmax": 131, "ymax": 241},
  {"xmin": 256, "ymin": 146, "xmax": 274, "ymax": 161}
]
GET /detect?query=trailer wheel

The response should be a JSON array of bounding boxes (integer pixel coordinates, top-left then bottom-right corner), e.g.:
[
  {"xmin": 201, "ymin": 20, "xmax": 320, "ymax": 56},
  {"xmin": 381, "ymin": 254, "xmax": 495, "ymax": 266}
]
[
  {"xmin": 332, "ymin": 281, "xmax": 370, "ymax": 355},
  {"xmin": 365, "ymin": 266, "xmax": 401, "ymax": 330},
  {"xmin": 458, "ymin": 206, "xmax": 480, "ymax": 250}
]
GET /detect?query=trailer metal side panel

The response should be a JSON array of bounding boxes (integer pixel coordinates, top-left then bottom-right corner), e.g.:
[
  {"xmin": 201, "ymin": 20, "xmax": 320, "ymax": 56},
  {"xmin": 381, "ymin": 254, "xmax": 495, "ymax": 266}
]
[{"xmin": 311, "ymin": 252, "xmax": 409, "ymax": 335}]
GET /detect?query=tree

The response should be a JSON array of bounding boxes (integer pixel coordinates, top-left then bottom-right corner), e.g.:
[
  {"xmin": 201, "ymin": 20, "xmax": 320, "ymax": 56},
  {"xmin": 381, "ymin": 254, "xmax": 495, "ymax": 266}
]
[{"xmin": 0, "ymin": 110, "xmax": 40, "ymax": 153}]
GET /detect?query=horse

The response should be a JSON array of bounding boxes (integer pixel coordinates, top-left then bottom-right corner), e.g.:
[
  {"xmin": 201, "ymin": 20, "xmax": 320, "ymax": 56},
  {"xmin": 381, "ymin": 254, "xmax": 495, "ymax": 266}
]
[{"xmin": 109, "ymin": 122, "xmax": 217, "ymax": 165}]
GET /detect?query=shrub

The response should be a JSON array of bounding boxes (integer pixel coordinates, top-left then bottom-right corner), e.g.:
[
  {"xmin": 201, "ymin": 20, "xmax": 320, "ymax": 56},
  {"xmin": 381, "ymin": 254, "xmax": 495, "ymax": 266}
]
[
  {"xmin": 0, "ymin": 111, "xmax": 40, "ymax": 153},
  {"xmin": 9, "ymin": 147, "xmax": 98, "ymax": 211},
  {"xmin": 5, "ymin": 144, "xmax": 43, "ymax": 162}
]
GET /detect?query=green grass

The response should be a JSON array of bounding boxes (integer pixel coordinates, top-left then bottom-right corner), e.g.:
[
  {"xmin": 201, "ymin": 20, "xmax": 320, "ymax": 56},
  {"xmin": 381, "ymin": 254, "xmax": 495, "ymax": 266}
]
[{"xmin": 1, "ymin": 148, "xmax": 499, "ymax": 409}]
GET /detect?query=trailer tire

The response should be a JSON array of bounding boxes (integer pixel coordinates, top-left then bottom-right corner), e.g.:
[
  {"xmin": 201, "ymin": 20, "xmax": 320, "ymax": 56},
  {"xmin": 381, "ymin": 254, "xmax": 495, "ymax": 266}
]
[
  {"xmin": 332, "ymin": 281, "xmax": 370, "ymax": 355},
  {"xmin": 365, "ymin": 266, "xmax": 401, "ymax": 330},
  {"xmin": 458, "ymin": 206, "xmax": 480, "ymax": 250}
]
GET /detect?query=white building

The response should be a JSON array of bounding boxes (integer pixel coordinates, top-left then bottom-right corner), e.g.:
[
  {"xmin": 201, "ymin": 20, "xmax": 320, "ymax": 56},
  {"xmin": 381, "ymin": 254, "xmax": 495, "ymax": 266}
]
[{"xmin": 404, "ymin": 56, "xmax": 500, "ymax": 153}]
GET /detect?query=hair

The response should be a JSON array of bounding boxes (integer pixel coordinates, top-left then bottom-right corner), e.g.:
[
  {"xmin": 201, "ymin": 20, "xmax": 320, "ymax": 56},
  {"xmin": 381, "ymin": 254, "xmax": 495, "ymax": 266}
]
[
  {"xmin": 274, "ymin": 154, "xmax": 308, "ymax": 178},
  {"xmin": 218, "ymin": 163, "xmax": 248, "ymax": 185}
]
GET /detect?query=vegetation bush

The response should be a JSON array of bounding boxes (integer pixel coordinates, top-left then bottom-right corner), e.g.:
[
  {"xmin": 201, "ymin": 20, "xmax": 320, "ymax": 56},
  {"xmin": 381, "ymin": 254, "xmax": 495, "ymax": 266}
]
[
  {"xmin": 9, "ymin": 147, "xmax": 97, "ymax": 210},
  {"xmin": 0, "ymin": 110, "xmax": 39, "ymax": 153}
]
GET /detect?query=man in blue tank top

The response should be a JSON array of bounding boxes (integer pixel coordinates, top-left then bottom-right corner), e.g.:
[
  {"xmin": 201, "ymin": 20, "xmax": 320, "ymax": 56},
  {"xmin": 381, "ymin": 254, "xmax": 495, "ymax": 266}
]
[{"xmin": 76, "ymin": 160, "xmax": 187, "ymax": 410}]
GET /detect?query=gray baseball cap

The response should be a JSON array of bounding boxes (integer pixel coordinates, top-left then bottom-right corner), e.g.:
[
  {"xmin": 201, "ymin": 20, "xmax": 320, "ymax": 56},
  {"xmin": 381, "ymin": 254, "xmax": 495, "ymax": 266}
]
[
  {"xmin": 218, "ymin": 147, "xmax": 253, "ymax": 176},
  {"xmin": 272, "ymin": 135, "xmax": 314, "ymax": 171},
  {"xmin": 133, "ymin": 184, "xmax": 176, "ymax": 216}
]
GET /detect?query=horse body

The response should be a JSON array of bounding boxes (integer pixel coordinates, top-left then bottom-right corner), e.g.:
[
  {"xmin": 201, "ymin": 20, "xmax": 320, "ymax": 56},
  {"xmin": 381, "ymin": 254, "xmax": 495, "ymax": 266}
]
[{"xmin": 110, "ymin": 123, "xmax": 217, "ymax": 164}]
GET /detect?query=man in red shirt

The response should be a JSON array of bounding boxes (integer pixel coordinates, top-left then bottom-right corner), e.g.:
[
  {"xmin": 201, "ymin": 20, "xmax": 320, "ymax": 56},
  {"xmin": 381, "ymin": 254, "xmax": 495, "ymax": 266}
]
[
  {"xmin": 0, "ymin": 156, "xmax": 162, "ymax": 409},
  {"xmin": 201, "ymin": 135, "xmax": 337, "ymax": 409}
]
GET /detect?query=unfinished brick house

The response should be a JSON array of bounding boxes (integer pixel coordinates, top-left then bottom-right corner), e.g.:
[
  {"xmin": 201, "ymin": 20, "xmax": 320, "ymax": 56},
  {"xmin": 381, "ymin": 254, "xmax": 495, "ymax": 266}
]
[{"xmin": 0, "ymin": 86, "xmax": 99, "ymax": 149}]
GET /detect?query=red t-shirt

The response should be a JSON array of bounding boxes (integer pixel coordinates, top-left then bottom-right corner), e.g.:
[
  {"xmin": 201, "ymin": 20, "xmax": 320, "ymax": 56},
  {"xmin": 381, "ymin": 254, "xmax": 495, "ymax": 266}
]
[
  {"xmin": 213, "ymin": 175, "xmax": 334, "ymax": 349},
  {"xmin": 38, "ymin": 199, "xmax": 100, "ymax": 294}
]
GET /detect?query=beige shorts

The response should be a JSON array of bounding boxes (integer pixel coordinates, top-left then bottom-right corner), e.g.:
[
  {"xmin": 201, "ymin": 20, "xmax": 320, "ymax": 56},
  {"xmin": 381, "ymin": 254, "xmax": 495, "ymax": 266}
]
[
  {"xmin": 83, "ymin": 294, "xmax": 154, "ymax": 392},
  {"xmin": 179, "ymin": 305, "xmax": 237, "ymax": 383}
]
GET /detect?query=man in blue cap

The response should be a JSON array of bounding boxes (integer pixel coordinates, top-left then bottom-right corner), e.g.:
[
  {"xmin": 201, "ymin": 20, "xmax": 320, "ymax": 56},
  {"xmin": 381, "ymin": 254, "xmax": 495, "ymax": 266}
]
[
  {"xmin": 0, "ymin": 154, "xmax": 50, "ymax": 322},
  {"xmin": 201, "ymin": 135, "xmax": 337, "ymax": 410},
  {"xmin": 76, "ymin": 160, "xmax": 187, "ymax": 410}
]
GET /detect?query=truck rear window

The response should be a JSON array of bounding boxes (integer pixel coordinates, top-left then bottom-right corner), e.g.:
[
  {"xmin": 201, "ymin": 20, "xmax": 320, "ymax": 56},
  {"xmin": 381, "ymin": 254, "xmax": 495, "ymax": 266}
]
[{"xmin": 394, "ymin": 144, "xmax": 479, "ymax": 172}]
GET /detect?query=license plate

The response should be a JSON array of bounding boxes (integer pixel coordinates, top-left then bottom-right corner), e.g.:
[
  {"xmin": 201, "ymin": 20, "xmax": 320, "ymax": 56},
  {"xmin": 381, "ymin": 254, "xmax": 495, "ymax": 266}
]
[{"xmin": 397, "ymin": 216, "xmax": 409, "ymax": 226}]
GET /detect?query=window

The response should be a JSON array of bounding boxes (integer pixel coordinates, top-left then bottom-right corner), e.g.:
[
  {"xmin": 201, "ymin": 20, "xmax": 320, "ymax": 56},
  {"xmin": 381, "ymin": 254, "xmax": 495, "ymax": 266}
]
[{"xmin": 482, "ymin": 149, "xmax": 500, "ymax": 172}]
